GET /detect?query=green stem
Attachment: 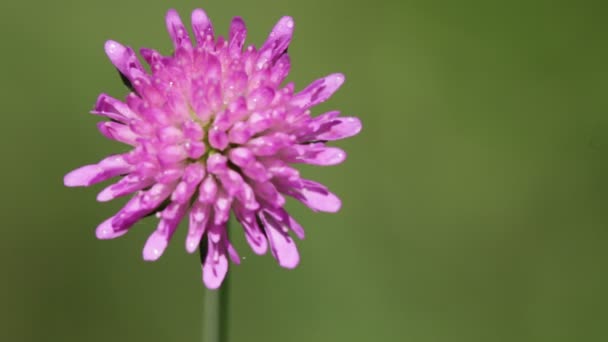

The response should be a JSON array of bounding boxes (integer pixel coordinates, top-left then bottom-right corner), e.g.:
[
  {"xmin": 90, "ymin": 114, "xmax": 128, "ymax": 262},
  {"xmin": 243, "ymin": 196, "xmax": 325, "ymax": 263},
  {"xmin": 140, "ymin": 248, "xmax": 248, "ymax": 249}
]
[{"xmin": 203, "ymin": 278, "xmax": 229, "ymax": 342}]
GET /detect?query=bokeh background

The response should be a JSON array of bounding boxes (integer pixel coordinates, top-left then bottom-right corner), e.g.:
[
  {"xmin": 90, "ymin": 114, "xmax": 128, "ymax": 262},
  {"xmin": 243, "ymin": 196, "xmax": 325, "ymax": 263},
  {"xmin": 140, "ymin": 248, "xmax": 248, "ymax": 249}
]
[{"xmin": 1, "ymin": 0, "xmax": 607, "ymax": 341}]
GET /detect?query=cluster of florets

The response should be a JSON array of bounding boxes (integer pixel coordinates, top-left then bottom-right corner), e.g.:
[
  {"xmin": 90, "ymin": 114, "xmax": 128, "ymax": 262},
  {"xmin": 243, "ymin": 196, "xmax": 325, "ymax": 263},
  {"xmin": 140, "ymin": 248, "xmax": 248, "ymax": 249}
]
[{"xmin": 64, "ymin": 8, "xmax": 361, "ymax": 288}]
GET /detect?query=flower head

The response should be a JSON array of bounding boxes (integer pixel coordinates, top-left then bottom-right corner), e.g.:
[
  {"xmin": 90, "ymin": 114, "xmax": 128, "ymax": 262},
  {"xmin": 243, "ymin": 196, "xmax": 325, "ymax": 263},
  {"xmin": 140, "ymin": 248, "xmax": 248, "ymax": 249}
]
[{"xmin": 64, "ymin": 8, "xmax": 361, "ymax": 289}]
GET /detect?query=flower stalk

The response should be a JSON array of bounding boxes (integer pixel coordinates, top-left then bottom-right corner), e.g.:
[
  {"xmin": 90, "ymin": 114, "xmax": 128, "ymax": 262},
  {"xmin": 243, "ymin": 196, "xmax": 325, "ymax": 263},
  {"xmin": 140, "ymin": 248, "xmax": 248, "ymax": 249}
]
[{"xmin": 203, "ymin": 276, "xmax": 229, "ymax": 342}]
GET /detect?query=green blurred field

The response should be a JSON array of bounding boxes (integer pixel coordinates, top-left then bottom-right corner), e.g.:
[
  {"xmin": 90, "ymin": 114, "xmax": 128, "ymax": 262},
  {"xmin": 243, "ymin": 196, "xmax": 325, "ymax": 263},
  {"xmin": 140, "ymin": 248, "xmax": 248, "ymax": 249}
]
[{"xmin": 1, "ymin": 0, "xmax": 607, "ymax": 341}]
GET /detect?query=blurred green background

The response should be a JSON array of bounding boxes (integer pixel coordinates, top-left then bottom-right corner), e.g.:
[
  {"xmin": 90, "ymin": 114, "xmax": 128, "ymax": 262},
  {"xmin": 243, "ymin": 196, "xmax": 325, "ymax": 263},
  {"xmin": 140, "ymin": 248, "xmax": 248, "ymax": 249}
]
[{"xmin": 1, "ymin": 0, "xmax": 607, "ymax": 341}]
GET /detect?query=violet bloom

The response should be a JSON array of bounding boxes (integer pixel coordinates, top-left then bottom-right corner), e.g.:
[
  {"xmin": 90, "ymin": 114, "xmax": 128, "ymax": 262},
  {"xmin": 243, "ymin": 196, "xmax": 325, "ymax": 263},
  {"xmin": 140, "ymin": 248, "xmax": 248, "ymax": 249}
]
[{"xmin": 64, "ymin": 8, "xmax": 361, "ymax": 289}]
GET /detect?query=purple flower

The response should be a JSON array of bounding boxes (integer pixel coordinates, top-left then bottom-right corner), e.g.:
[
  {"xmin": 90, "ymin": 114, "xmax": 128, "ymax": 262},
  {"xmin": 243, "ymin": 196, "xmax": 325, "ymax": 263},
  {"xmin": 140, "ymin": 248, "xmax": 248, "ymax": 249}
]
[{"xmin": 64, "ymin": 8, "xmax": 361, "ymax": 289}]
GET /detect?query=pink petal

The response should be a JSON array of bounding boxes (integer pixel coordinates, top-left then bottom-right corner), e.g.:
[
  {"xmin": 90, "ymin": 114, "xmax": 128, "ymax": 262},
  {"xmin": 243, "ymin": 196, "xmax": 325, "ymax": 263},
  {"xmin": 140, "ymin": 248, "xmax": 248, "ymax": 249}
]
[
  {"xmin": 155, "ymin": 167, "xmax": 184, "ymax": 184},
  {"xmin": 64, "ymin": 154, "xmax": 132, "ymax": 187},
  {"xmin": 143, "ymin": 202, "xmax": 188, "ymax": 261},
  {"xmin": 258, "ymin": 16, "xmax": 294, "ymax": 69},
  {"xmin": 228, "ymin": 147, "xmax": 255, "ymax": 168},
  {"xmin": 246, "ymin": 113, "xmax": 273, "ymax": 135},
  {"xmin": 142, "ymin": 230, "xmax": 169, "ymax": 261},
  {"xmin": 112, "ymin": 182, "xmax": 177, "ymax": 231},
  {"xmin": 300, "ymin": 183, "xmax": 342, "ymax": 213},
  {"xmin": 213, "ymin": 192, "xmax": 233, "ymax": 225},
  {"xmin": 224, "ymin": 73, "xmax": 249, "ymax": 103},
  {"xmin": 198, "ymin": 175, "xmax": 218, "ymax": 203},
  {"xmin": 157, "ymin": 126, "xmax": 184, "ymax": 144},
  {"xmin": 277, "ymin": 179, "xmax": 342, "ymax": 213},
  {"xmin": 287, "ymin": 214, "xmax": 305, "ymax": 240},
  {"xmin": 217, "ymin": 169, "xmax": 244, "ymax": 196},
  {"xmin": 240, "ymin": 160, "xmax": 271, "ymax": 182},
  {"xmin": 171, "ymin": 163, "xmax": 205, "ymax": 204},
  {"xmin": 291, "ymin": 73, "xmax": 345, "ymax": 109},
  {"xmin": 247, "ymin": 132, "xmax": 293, "ymax": 156},
  {"xmin": 186, "ymin": 202, "xmax": 210, "ymax": 253},
  {"xmin": 262, "ymin": 159, "xmax": 300, "ymax": 180},
  {"xmin": 191, "ymin": 9, "xmax": 214, "ymax": 46},
  {"xmin": 208, "ymin": 125, "xmax": 229, "ymax": 150},
  {"xmin": 206, "ymin": 154, "xmax": 228, "ymax": 174},
  {"xmin": 260, "ymin": 212, "xmax": 300, "ymax": 269},
  {"xmin": 262, "ymin": 206, "xmax": 306, "ymax": 240},
  {"xmin": 139, "ymin": 48, "xmax": 164, "ymax": 68},
  {"xmin": 299, "ymin": 112, "xmax": 362, "ymax": 142},
  {"xmin": 157, "ymin": 144, "xmax": 187, "ymax": 164},
  {"xmin": 252, "ymin": 181, "xmax": 285, "ymax": 208},
  {"xmin": 202, "ymin": 227, "xmax": 229, "ymax": 289},
  {"xmin": 165, "ymin": 9, "xmax": 192, "ymax": 49},
  {"xmin": 97, "ymin": 122, "xmax": 138, "ymax": 145},
  {"xmin": 235, "ymin": 181, "xmax": 259, "ymax": 211},
  {"xmin": 227, "ymin": 242, "xmax": 241, "ymax": 264},
  {"xmin": 281, "ymin": 145, "xmax": 347, "ymax": 166},
  {"xmin": 97, "ymin": 175, "xmax": 154, "ymax": 202},
  {"xmin": 270, "ymin": 54, "xmax": 290, "ymax": 85},
  {"xmin": 315, "ymin": 117, "xmax": 362, "ymax": 141},
  {"xmin": 229, "ymin": 17, "xmax": 247, "ymax": 54},
  {"xmin": 91, "ymin": 94, "xmax": 137, "ymax": 122},
  {"xmin": 234, "ymin": 205, "xmax": 268, "ymax": 255},
  {"xmin": 228, "ymin": 121, "xmax": 254, "ymax": 144},
  {"xmin": 104, "ymin": 40, "xmax": 146, "ymax": 81},
  {"xmin": 247, "ymin": 87, "xmax": 275, "ymax": 110},
  {"xmin": 183, "ymin": 119, "xmax": 204, "ymax": 141},
  {"xmin": 95, "ymin": 217, "xmax": 128, "ymax": 240}
]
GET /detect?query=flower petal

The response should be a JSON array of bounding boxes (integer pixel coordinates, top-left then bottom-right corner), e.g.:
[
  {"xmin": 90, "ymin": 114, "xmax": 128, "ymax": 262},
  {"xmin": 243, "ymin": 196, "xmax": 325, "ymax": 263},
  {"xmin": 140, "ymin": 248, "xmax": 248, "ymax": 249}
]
[
  {"xmin": 158, "ymin": 144, "xmax": 188, "ymax": 165},
  {"xmin": 64, "ymin": 154, "xmax": 132, "ymax": 187},
  {"xmin": 252, "ymin": 181, "xmax": 285, "ymax": 208},
  {"xmin": 260, "ymin": 212, "xmax": 300, "ymax": 269},
  {"xmin": 299, "ymin": 112, "xmax": 362, "ymax": 142},
  {"xmin": 97, "ymin": 122, "xmax": 139, "ymax": 145},
  {"xmin": 270, "ymin": 54, "xmax": 290, "ymax": 85},
  {"xmin": 315, "ymin": 117, "xmax": 362, "ymax": 141},
  {"xmin": 186, "ymin": 202, "xmax": 211, "ymax": 253},
  {"xmin": 171, "ymin": 163, "xmax": 205, "ymax": 204},
  {"xmin": 191, "ymin": 8, "xmax": 214, "ymax": 46},
  {"xmin": 142, "ymin": 230, "xmax": 169, "ymax": 261},
  {"xmin": 91, "ymin": 94, "xmax": 137, "ymax": 122},
  {"xmin": 265, "ymin": 207, "xmax": 305, "ymax": 240},
  {"xmin": 198, "ymin": 175, "xmax": 218, "ymax": 204},
  {"xmin": 143, "ymin": 201, "xmax": 188, "ymax": 261},
  {"xmin": 247, "ymin": 132, "xmax": 293, "ymax": 156},
  {"xmin": 247, "ymin": 87, "xmax": 275, "ymax": 110},
  {"xmin": 234, "ymin": 204, "xmax": 268, "ymax": 255},
  {"xmin": 228, "ymin": 147, "xmax": 255, "ymax": 167},
  {"xmin": 213, "ymin": 192, "xmax": 233, "ymax": 225},
  {"xmin": 258, "ymin": 16, "xmax": 294, "ymax": 69},
  {"xmin": 165, "ymin": 9, "xmax": 192, "ymax": 49},
  {"xmin": 240, "ymin": 161, "xmax": 271, "ymax": 182},
  {"xmin": 301, "ymin": 186, "xmax": 340, "ymax": 213},
  {"xmin": 277, "ymin": 179, "xmax": 342, "ymax": 213},
  {"xmin": 95, "ymin": 217, "xmax": 129, "ymax": 240},
  {"xmin": 112, "ymin": 182, "xmax": 177, "ymax": 231},
  {"xmin": 291, "ymin": 73, "xmax": 345, "ymax": 109},
  {"xmin": 208, "ymin": 125, "xmax": 229, "ymax": 151},
  {"xmin": 235, "ymin": 181, "xmax": 259, "ymax": 211},
  {"xmin": 281, "ymin": 145, "xmax": 347, "ymax": 166},
  {"xmin": 139, "ymin": 48, "xmax": 165, "ymax": 68},
  {"xmin": 104, "ymin": 40, "xmax": 146, "ymax": 81},
  {"xmin": 97, "ymin": 174, "xmax": 154, "ymax": 202},
  {"xmin": 229, "ymin": 17, "xmax": 247, "ymax": 54},
  {"xmin": 227, "ymin": 242, "xmax": 241, "ymax": 264},
  {"xmin": 202, "ymin": 227, "xmax": 229, "ymax": 289}
]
